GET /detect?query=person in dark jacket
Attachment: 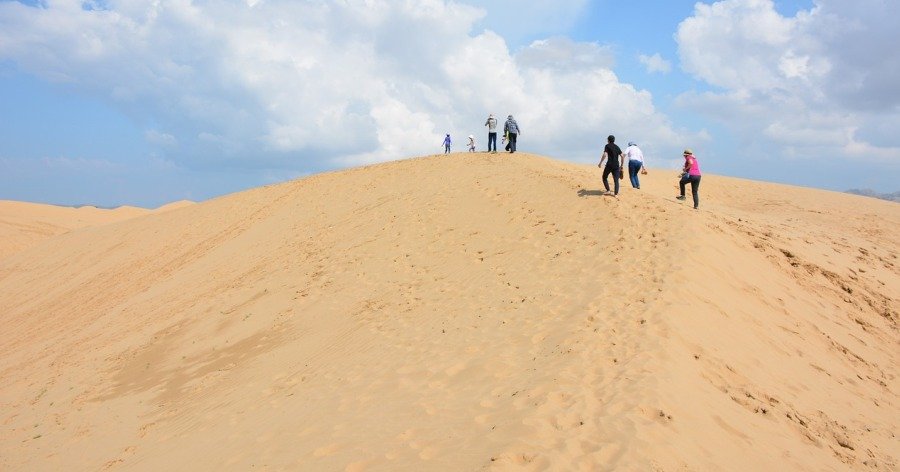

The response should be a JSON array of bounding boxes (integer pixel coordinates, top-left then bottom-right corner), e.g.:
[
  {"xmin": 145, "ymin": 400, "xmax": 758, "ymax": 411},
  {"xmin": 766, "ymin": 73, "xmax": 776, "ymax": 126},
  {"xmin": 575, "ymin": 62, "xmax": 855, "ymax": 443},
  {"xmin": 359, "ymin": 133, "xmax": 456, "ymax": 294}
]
[
  {"xmin": 598, "ymin": 134, "xmax": 624, "ymax": 196},
  {"xmin": 503, "ymin": 115, "xmax": 520, "ymax": 153}
]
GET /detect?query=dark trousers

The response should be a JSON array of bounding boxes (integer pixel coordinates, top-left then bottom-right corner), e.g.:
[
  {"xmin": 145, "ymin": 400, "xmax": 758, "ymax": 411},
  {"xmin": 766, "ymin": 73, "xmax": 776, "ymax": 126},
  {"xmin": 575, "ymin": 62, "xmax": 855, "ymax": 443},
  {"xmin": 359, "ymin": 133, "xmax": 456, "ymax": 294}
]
[
  {"xmin": 602, "ymin": 166, "xmax": 620, "ymax": 195},
  {"xmin": 680, "ymin": 174, "xmax": 701, "ymax": 208},
  {"xmin": 628, "ymin": 160, "xmax": 642, "ymax": 188},
  {"xmin": 488, "ymin": 132, "xmax": 497, "ymax": 152},
  {"xmin": 507, "ymin": 133, "xmax": 517, "ymax": 152}
]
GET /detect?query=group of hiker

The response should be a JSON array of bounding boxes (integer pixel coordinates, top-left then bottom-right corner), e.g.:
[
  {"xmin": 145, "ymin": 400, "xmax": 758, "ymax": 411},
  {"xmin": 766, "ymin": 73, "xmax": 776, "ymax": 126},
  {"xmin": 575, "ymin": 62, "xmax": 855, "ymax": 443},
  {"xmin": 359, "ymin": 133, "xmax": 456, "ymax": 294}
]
[
  {"xmin": 443, "ymin": 114, "xmax": 520, "ymax": 155},
  {"xmin": 597, "ymin": 134, "xmax": 702, "ymax": 209},
  {"xmin": 444, "ymin": 118, "xmax": 702, "ymax": 209}
]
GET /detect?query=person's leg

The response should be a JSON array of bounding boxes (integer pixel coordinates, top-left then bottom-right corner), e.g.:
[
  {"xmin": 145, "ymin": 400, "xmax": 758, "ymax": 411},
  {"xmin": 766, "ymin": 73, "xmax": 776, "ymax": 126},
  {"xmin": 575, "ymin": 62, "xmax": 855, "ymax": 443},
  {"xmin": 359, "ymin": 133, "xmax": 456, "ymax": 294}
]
[
  {"xmin": 509, "ymin": 133, "xmax": 517, "ymax": 152},
  {"xmin": 488, "ymin": 133, "xmax": 495, "ymax": 152},
  {"xmin": 613, "ymin": 167, "xmax": 620, "ymax": 195},
  {"xmin": 691, "ymin": 175, "xmax": 701, "ymax": 208},
  {"xmin": 679, "ymin": 175, "xmax": 689, "ymax": 197},
  {"xmin": 628, "ymin": 161, "xmax": 641, "ymax": 188},
  {"xmin": 602, "ymin": 167, "xmax": 612, "ymax": 192}
]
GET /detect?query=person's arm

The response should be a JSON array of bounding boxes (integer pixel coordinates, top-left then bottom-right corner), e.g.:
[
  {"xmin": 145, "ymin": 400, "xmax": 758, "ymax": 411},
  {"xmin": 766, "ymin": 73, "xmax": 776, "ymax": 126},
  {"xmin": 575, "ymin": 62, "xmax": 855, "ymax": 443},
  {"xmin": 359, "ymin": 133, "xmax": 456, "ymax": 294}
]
[
  {"xmin": 598, "ymin": 151, "xmax": 608, "ymax": 168},
  {"xmin": 619, "ymin": 151, "xmax": 625, "ymax": 169}
]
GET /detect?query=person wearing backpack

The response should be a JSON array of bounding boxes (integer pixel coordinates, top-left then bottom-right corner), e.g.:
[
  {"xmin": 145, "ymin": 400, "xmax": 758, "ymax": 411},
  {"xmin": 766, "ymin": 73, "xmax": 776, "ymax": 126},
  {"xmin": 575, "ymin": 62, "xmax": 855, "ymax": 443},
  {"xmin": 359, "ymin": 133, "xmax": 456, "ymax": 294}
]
[{"xmin": 503, "ymin": 115, "xmax": 520, "ymax": 153}]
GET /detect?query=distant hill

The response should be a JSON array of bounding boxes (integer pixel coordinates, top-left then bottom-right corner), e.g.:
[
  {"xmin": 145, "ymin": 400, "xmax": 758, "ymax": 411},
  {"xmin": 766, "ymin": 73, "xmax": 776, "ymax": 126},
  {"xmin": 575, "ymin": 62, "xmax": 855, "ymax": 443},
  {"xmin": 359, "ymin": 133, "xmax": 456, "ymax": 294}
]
[
  {"xmin": 0, "ymin": 200, "xmax": 150, "ymax": 260},
  {"xmin": 846, "ymin": 188, "xmax": 900, "ymax": 202}
]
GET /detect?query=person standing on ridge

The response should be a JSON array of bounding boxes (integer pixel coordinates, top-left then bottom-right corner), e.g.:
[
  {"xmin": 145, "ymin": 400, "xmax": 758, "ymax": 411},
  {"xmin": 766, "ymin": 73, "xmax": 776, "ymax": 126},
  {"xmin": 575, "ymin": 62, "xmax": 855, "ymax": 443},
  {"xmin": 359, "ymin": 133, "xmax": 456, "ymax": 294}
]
[
  {"xmin": 443, "ymin": 133, "xmax": 452, "ymax": 154},
  {"xmin": 677, "ymin": 149, "xmax": 702, "ymax": 209},
  {"xmin": 598, "ymin": 135, "xmax": 624, "ymax": 197},
  {"xmin": 624, "ymin": 141, "xmax": 646, "ymax": 189},
  {"xmin": 484, "ymin": 114, "xmax": 498, "ymax": 153},
  {"xmin": 504, "ymin": 115, "xmax": 520, "ymax": 153}
]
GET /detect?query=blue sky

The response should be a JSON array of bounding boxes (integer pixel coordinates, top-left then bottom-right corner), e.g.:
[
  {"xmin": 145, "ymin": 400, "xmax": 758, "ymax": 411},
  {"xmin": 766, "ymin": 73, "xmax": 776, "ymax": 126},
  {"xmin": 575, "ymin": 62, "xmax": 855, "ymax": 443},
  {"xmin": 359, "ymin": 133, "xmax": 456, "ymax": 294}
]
[{"xmin": 1, "ymin": 0, "xmax": 897, "ymax": 208}]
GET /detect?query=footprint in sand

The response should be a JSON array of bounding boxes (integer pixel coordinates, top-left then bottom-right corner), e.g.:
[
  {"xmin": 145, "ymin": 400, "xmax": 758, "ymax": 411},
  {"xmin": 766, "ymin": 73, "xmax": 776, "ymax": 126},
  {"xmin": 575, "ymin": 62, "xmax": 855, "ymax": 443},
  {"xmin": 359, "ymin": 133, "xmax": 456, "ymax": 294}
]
[{"xmin": 313, "ymin": 442, "xmax": 342, "ymax": 457}]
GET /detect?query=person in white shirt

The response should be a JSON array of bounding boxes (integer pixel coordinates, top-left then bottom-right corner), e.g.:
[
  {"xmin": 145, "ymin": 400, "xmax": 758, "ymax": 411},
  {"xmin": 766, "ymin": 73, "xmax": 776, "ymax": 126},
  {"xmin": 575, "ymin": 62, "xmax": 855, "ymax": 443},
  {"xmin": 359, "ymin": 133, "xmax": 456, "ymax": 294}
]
[
  {"xmin": 484, "ymin": 114, "xmax": 498, "ymax": 153},
  {"xmin": 624, "ymin": 141, "xmax": 646, "ymax": 189}
]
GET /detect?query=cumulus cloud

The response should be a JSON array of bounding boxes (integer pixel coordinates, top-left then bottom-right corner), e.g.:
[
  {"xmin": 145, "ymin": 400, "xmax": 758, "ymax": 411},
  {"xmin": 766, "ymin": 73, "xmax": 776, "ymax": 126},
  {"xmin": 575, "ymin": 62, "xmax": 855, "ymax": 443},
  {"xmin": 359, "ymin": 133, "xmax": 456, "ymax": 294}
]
[
  {"xmin": 145, "ymin": 130, "xmax": 177, "ymax": 147},
  {"xmin": 0, "ymin": 0, "xmax": 688, "ymax": 172},
  {"xmin": 516, "ymin": 37, "xmax": 614, "ymax": 72},
  {"xmin": 638, "ymin": 53, "xmax": 671, "ymax": 74},
  {"xmin": 676, "ymin": 0, "xmax": 900, "ymax": 164},
  {"xmin": 472, "ymin": 0, "xmax": 590, "ymax": 47}
]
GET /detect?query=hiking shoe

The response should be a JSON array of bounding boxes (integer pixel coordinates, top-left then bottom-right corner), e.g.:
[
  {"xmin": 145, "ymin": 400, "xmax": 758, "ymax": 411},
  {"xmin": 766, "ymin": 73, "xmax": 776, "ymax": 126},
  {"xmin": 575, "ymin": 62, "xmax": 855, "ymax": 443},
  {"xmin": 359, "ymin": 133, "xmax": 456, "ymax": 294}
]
[{"xmin": 676, "ymin": 195, "xmax": 686, "ymax": 201}]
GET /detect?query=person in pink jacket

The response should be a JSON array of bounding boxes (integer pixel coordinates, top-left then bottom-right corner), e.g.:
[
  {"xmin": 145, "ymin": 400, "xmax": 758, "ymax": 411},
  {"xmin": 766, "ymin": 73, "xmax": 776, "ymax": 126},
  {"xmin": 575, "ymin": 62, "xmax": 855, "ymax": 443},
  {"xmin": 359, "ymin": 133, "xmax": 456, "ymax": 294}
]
[{"xmin": 676, "ymin": 149, "xmax": 701, "ymax": 209}]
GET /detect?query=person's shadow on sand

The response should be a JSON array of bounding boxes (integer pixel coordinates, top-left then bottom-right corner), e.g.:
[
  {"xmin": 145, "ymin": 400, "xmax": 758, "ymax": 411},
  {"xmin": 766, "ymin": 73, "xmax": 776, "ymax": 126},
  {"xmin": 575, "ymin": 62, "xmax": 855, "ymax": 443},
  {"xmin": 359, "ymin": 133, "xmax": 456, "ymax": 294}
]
[{"xmin": 577, "ymin": 189, "xmax": 605, "ymax": 197}]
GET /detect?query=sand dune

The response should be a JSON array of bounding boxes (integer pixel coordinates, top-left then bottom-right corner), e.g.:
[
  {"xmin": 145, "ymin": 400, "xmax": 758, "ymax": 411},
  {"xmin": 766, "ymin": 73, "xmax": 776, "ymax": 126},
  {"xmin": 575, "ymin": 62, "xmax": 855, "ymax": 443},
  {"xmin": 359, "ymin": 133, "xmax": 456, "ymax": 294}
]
[
  {"xmin": 0, "ymin": 201, "xmax": 152, "ymax": 261},
  {"xmin": 0, "ymin": 153, "xmax": 897, "ymax": 471}
]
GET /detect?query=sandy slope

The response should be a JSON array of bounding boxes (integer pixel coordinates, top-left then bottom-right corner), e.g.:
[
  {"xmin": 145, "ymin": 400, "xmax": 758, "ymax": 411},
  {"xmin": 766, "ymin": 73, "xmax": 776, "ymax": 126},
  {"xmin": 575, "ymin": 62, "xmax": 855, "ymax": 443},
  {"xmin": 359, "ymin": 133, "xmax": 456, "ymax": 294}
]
[
  {"xmin": 0, "ymin": 153, "xmax": 896, "ymax": 471},
  {"xmin": 0, "ymin": 199, "xmax": 193, "ymax": 261}
]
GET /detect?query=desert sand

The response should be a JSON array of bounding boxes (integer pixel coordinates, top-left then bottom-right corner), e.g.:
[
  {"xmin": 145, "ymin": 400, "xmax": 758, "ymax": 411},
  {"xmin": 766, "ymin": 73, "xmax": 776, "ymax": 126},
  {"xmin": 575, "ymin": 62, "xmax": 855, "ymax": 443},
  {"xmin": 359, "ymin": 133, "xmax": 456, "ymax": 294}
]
[
  {"xmin": 0, "ymin": 199, "xmax": 194, "ymax": 261},
  {"xmin": 0, "ymin": 153, "xmax": 897, "ymax": 471},
  {"xmin": 0, "ymin": 201, "xmax": 149, "ymax": 260}
]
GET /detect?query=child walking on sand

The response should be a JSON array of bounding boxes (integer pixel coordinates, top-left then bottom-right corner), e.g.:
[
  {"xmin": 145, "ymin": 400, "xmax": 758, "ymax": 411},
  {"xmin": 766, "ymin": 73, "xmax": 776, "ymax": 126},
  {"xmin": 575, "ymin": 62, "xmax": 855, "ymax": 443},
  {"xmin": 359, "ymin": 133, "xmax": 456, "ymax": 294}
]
[
  {"xmin": 467, "ymin": 135, "xmax": 476, "ymax": 152},
  {"xmin": 443, "ymin": 134, "xmax": 452, "ymax": 154}
]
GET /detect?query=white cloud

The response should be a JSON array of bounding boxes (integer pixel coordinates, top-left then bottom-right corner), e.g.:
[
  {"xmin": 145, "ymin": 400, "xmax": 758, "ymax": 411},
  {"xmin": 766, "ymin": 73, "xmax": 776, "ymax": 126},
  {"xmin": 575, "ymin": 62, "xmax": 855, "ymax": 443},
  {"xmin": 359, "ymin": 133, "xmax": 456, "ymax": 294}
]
[
  {"xmin": 517, "ymin": 37, "xmax": 614, "ymax": 71},
  {"xmin": 0, "ymin": 0, "xmax": 690, "ymax": 171},
  {"xmin": 145, "ymin": 130, "xmax": 177, "ymax": 147},
  {"xmin": 470, "ymin": 0, "xmax": 590, "ymax": 48},
  {"xmin": 638, "ymin": 53, "xmax": 671, "ymax": 74},
  {"xmin": 675, "ymin": 0, "xmax": 900, "ymax": 163}
]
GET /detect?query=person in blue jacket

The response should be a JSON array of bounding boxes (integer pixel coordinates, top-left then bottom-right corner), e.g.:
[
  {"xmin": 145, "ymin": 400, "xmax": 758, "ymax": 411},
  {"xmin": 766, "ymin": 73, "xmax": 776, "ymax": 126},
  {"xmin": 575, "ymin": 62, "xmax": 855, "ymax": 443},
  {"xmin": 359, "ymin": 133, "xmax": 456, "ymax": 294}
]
[{"xmin": 442, "ymin": 133, "xmax": 452, "ymax": 154}]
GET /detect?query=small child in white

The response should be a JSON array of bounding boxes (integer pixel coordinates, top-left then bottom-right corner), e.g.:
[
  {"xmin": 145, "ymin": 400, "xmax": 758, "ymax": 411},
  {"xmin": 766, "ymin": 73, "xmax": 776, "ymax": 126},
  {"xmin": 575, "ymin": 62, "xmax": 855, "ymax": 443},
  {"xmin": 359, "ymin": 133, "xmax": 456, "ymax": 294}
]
[{"xmin": 467, "ymin": 135, "xmax": 476, "ymax": 152}]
